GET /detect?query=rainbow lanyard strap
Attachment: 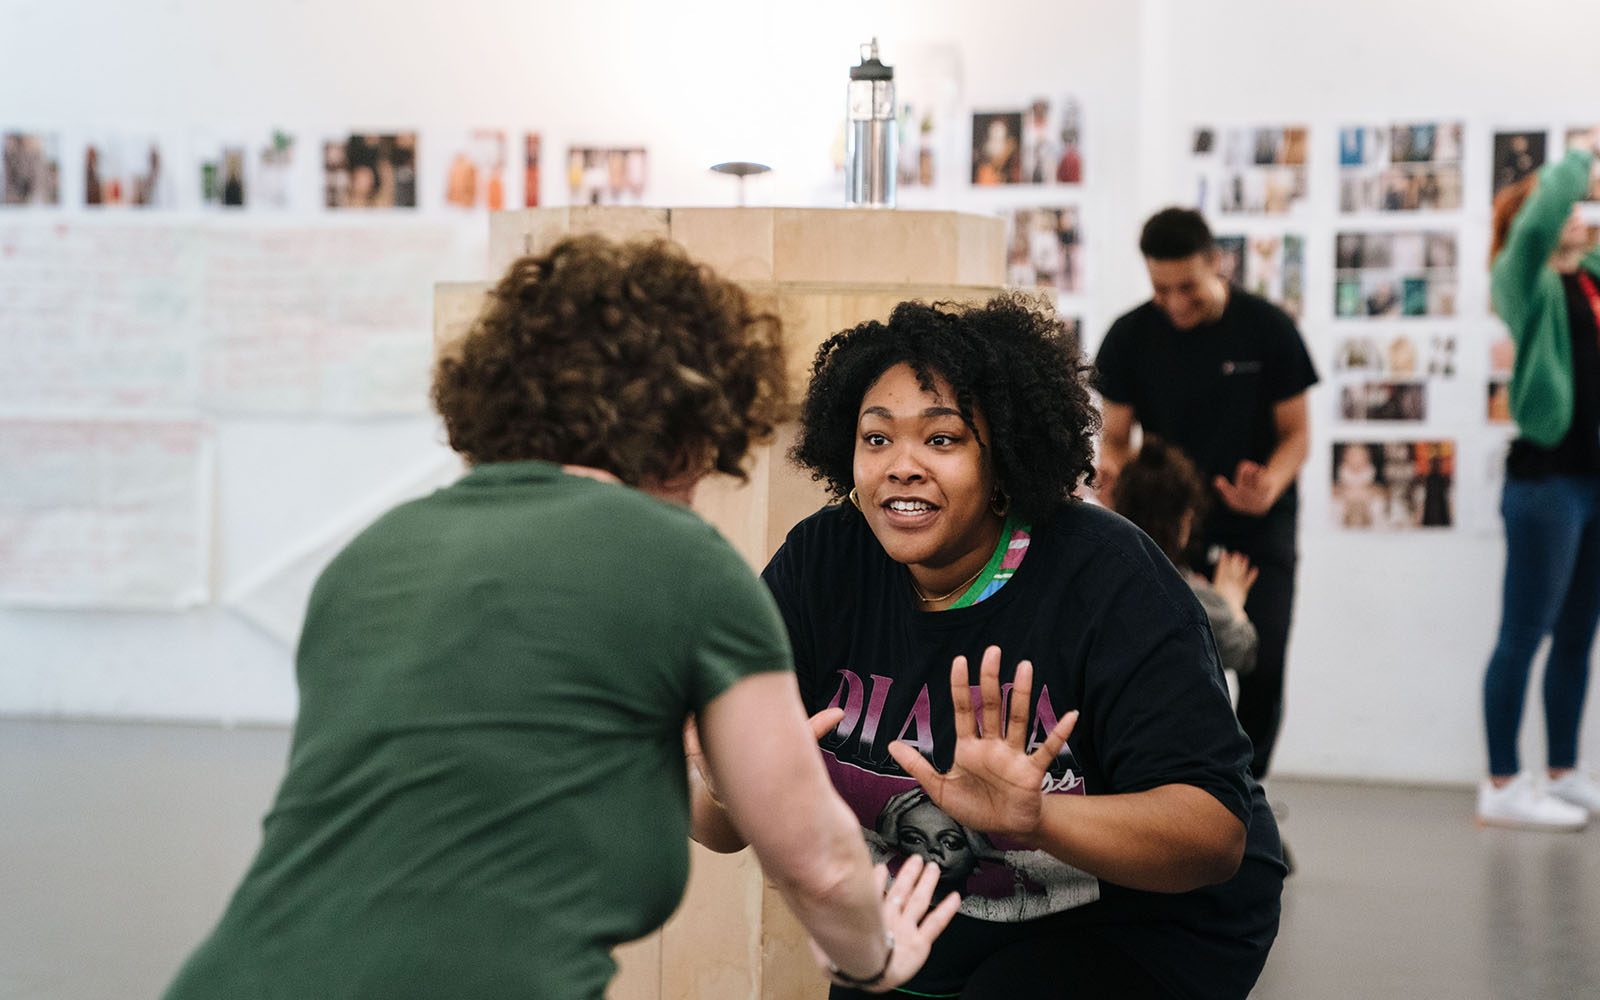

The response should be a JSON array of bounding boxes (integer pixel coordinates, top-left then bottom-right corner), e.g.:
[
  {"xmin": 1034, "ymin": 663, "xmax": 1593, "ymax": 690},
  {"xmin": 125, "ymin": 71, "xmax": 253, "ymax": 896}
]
[{"xmin": 947, "ymin": 516, "xmax": 1032, "ymax": 610}]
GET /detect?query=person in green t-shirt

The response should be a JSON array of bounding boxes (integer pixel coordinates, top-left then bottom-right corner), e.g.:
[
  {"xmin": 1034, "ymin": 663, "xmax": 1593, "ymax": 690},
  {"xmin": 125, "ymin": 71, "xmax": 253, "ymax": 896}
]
[{"xmin": 162, "ymin": 236, "xmax": 958, "ymax": 1000}]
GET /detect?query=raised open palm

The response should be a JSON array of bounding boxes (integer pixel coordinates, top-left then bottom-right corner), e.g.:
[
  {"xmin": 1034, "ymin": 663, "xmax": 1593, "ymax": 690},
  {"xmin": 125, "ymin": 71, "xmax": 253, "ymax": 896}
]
[{"xmin": 888, "ymin": 645, "xmax": 1078, "ymax": 841}]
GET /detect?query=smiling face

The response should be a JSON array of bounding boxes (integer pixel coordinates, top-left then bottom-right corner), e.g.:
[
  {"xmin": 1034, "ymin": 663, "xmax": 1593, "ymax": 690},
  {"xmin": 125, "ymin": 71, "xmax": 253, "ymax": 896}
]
[
  {"xmin": 852, "ymin": 363, "xmax": 1001, "ymax": 580},
  {"xmin": 1145, "ymin": 251, "xmax": 1228, "ymax": 330}
]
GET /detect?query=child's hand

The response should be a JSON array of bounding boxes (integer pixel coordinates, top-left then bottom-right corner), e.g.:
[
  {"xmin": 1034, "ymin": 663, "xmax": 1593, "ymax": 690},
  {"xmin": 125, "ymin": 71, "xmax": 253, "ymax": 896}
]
[{"xmin": 1212, "ymin": 551, "xmax": 1258, "ymax": 616}]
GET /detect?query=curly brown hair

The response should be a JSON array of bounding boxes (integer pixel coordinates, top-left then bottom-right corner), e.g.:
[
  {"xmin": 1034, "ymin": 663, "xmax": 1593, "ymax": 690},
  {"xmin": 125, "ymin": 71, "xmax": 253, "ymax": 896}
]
[
  {"xmin": 790, "ymin": 293, "xmax": 1098, "ymax": 525},
  {"xmin": 432, "ymin": 235, "xmax": 786, "ymax": 484}
]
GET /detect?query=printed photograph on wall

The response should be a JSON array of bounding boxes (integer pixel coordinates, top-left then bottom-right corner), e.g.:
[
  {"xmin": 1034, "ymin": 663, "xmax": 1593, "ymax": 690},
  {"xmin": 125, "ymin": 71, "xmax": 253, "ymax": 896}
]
[
  {"xmin": 1492, "ymin": 129, "xmax": 1547, "ymax": 198},
  {"xmin": 1216, "ymin": 233, "xmax": 1304, "ymax": 317},
  {"xmin": 1004, "ymin": 206, "xmax": 1082, "ymax": 293},
  {"xmin": 1193, "ymin": 125, "xmax": 1308, "ymax": 216},
  {"xmin": 2, "ymin": 132, "xmax": 60, "ymax": 205},
  {"xmin": 1331, "ymin": 439, "xmax": 1455, "ymax": 530},
  {"xmin": 196, "ymin": 130, "xmax": 295, "ymax": 210},
  {"xmin": 971, "ymin": 98, "xmax": 1081, "ymax": 187},
  {"xmin": 1488, "ymin": 334, "xmax": 1514, "ymax": 423},
  {"xmin": 898, "ymin": 103, "xmax": 940, "ymax": 188},
  {"xmin": 971, "ymin": 111, "xmax": 1023, "ymax": 185},
  {"xmin": 1338, "ymin": 121, "xmax": 1464, "ymax": 213},
  {"xmin": 1334, "ymin": 230, "xmax": 1458, "ymax": 318},
  {"xmin": 1562, "ymin": 127, "xmax": 1600, "ymax": 200},
  {"xmin": 83, "ymin": 134, "xmax": 175, "ymax": 208},
  {"xmin": 1333, "ymin": 333, "xmax": 1457, "ymax": 379},
  {"xmin": 566, "ymin": 147, "xmax": 646, "ymax": 205},
  {"xmin": 197, "ymin": 143, "xmax": 247, "ymax": 209},
  {"xmin": 442, "ymin": 129, "xmax": 507, "ymax": 211},
  {"xmin": 523, "ymin": 133, "xmax": 540, "ymax": 207},
  {"xmin": 1339, "ymin": 381, "xmax": 1427, "ymax": 422},
  {"xmin": 324, "ymin": 132, "xmax": 417, "ymax": 209}
]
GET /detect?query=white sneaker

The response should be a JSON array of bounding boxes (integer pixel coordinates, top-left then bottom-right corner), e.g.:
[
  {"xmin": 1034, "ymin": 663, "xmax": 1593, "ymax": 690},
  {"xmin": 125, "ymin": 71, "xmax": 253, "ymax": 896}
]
[
  {"xmin": 1476, "ymin": 774, "xmax": 1589, "ymax": 831},
  {"xmin": 1549, "ymin": 770, "xmax": 1600, "ymax": 815}
]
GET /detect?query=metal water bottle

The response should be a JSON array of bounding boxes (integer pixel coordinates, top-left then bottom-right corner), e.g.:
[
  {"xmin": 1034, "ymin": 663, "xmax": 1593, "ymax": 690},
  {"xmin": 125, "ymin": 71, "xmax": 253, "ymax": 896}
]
[{"xmin": 845, "ymin": 38, "xmax": 896, "ymax": 207}]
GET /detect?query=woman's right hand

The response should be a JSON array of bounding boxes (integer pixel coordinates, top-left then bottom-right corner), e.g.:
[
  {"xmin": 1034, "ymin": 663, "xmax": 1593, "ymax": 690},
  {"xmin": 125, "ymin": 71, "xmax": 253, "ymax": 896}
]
[
  {"xmin": 809, "ymin": 854, "xmax": 962, "ymax": 993},
  {"xmin": 1212, "ymin": 550, "xmax": 1258, "ymax": 616}
]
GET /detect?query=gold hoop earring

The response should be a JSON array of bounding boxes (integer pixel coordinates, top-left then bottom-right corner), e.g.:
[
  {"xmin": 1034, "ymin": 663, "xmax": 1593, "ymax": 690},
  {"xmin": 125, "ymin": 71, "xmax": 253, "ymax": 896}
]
[
  {"xmin": 991, "ymin": 491, "xmax": 1011, "ymax": 517},
  {"xmin": 848, "ymin": 487, "xmax": 862, "ymax": 511}
]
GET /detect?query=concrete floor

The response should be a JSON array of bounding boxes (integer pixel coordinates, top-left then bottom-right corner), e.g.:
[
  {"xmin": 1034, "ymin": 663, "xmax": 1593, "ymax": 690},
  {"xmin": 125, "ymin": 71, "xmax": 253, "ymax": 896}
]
[{"xmin": 1, "ymin": 719, "xmax": 1596, "ymax": 1000}]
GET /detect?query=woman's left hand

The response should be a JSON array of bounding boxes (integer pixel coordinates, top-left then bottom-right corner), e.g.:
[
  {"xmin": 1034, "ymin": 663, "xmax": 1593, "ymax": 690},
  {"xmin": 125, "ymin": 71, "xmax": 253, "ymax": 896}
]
[{"xmin": 888, "ymin": 645, "xmax": 1077, "ymax": 842}]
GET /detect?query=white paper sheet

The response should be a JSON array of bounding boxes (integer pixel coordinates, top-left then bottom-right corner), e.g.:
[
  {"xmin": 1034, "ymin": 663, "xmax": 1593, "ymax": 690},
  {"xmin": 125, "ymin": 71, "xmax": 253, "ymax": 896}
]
[{"xmin": 0, "ymin": 419, "xmax": 213, "ymax": 609}]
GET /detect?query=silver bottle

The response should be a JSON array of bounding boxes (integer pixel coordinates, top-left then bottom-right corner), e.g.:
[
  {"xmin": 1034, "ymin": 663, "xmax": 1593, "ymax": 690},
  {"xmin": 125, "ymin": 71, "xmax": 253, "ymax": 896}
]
[{"xmin": 844, "ymin": 38, "xmax": 896, "ymax": 208}]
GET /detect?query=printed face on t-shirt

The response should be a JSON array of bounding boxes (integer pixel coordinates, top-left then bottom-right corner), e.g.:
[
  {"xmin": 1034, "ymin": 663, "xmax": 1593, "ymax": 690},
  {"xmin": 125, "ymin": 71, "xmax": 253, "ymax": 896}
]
[
  {"xmin": 853, "ymin": 363, "xmax": 1000, "ymax": 576},
  {"xmin": 1145, "ymin": 251, "xmax": 1227, "ymax": 330},
  {"xmin": 893, "ymin": 799, "xmax": 979, "ymax": 885}
]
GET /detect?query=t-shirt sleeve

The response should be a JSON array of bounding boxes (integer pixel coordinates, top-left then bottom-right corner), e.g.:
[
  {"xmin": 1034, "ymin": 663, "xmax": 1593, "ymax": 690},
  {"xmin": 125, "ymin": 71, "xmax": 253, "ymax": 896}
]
[
  {"xmin": 1092, "ymin": 317, "xmax": 1136, "ymax": 404},
  {"xmin": 1261, "ymin": 307, "xmax": 1319, "ymax": 404},
  {"xmin": 1085, "ymin": 547, "xmax": 1254, "ymax": 824},
  {"xmin": 684, "ymin": 535, "xmax": 794, "ymax": 712}
]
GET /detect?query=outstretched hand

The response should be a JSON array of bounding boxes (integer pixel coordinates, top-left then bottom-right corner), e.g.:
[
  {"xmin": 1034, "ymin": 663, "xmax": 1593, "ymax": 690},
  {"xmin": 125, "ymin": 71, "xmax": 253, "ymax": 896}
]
[
  {"xmin": 1213, "ymin": 460, "xmax": 1279, "ymax": 516},
  {"xmin": 888, "ymin": 646, "xmax": 1078, "ymax": 841},
  {"xmin": 808, "ymin": 854, "xmax": 961, "ymax": 993}
]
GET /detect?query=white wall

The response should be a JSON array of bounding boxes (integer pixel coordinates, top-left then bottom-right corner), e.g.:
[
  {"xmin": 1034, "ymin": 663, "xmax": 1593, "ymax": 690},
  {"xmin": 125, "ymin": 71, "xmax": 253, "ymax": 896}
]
[{"xmin": 4, "ymin": 0, "xmax": 1597, "ymax": 785}]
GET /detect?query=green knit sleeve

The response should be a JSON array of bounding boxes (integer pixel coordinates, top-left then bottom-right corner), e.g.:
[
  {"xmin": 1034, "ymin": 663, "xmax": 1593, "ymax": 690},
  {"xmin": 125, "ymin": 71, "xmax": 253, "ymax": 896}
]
[{"xmin": 1493, "ymin": 148, "xmax": 1593, "ymax": 329}]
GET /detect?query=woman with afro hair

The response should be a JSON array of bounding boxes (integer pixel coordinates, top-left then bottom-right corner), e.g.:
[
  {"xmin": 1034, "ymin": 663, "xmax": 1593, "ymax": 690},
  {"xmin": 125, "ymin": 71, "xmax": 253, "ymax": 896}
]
[{"xmin": 702, "ymin": 294, "xmax": 1286, "ymax": 999}]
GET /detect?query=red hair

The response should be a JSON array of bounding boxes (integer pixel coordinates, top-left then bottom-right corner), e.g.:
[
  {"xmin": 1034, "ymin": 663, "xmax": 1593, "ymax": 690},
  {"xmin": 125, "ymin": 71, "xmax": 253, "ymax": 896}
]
[{"xmin": 1491, "ymin": 173, "xmax": 1539, "ymax": 263}]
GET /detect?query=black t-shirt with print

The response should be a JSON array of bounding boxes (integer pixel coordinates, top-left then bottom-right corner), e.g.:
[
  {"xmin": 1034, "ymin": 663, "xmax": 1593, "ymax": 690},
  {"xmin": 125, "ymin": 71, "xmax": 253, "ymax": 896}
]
[
  {"xmin": 1095, "ymin": 289, "xmax": 1319, "ymax": 555},
  {"xmin": 761, "ymin": 502, "xmax": 1285, "ymax": 1000}
]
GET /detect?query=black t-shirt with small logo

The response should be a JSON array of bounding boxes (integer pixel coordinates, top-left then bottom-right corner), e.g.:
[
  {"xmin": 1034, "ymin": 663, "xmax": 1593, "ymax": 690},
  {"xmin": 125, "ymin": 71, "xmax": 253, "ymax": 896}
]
[{"xmin": 1095, "ymin": 289, "xmax": 1319, "ymax": 554}]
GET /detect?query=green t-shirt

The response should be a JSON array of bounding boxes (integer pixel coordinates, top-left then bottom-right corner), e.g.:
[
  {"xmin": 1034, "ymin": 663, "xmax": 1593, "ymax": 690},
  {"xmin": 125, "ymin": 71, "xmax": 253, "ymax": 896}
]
[{"xmin": 164, "ymin": 461, "xmax": 793, "ymax": 1000}]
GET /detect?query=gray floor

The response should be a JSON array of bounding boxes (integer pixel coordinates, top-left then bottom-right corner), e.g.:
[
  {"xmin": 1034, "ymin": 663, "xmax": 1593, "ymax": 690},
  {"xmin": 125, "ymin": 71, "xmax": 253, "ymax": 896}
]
[{"xmin": 1, "ymin": 720, "xmax": 1596, "ymax": 1000}]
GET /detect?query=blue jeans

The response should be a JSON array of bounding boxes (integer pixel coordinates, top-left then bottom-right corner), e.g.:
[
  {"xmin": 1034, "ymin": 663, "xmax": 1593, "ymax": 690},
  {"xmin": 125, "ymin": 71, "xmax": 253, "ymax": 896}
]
[{"xmin": 1483, "ymin": 474, "xmax": 1600, "ymax": 776}]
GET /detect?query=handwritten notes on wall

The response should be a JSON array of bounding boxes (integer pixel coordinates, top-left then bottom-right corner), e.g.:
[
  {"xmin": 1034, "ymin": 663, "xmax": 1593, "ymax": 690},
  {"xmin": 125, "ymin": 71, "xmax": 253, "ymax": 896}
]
[
  {"xmin": 0, "ymin": 219, "xmax": 481, "ymax": 608},
  {"xmin": 0, "ymin": 221, "xmax": 480, "ymax": 417},
  {"xmin": 0, "ymin": 419, "xmax": 212, "ymax": 609}
]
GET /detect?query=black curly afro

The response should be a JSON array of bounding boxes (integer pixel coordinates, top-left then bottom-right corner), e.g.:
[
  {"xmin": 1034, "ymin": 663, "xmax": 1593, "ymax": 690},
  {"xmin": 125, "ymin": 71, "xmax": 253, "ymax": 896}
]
[{"xmin": 791, "ymin": 293, "xmax": 1099, "ymax": 525}]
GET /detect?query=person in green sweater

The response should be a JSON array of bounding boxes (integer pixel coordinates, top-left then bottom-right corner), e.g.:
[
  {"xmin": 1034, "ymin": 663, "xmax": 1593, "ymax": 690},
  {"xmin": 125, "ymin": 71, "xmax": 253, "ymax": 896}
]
[
  {"xmin": 161, "ymin": 236, "xmax": 959, "ymax": 999},
  {"xmin": 1478, "ymin": 137, "xmax": 1600, "ymax": 831}
]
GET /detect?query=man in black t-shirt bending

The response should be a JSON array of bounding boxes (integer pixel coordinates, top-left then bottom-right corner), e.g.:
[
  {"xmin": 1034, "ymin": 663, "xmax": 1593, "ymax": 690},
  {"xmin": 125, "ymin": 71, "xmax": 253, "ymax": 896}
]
[{"xmin": 1094, "ymin": 208, "xmax": 1318, "ymax": 780}]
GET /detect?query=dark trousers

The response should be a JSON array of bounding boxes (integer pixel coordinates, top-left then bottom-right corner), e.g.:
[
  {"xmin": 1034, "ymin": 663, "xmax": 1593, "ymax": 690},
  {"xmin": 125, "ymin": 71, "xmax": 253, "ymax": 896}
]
[
  {"xmin": 1483, "ymin": 474, "xmax": 1600, "ymax": 776},
  {"xmin": 1234, "ymin": 551, "xmax": 1296, "ymax": 779}
]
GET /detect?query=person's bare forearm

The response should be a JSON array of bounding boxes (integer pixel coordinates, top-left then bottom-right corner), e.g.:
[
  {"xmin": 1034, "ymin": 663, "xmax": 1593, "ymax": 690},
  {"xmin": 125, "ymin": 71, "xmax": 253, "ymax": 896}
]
[
  {"xmin": 1262, "ymin": 424, "xmax": 1309, "ymax": 506},
  {"xmin": 702, "ymin": 674, "xmax": 889, "ymax": 980},
  {"xmin": 1019, "ymin": 784, "xmax": 1245, "ymax": 893}
]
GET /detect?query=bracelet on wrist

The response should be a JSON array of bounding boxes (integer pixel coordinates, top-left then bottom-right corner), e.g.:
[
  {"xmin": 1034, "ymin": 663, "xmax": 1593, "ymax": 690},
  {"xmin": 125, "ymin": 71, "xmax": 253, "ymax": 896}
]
[{"xmin": 827, "ymin": 930, "xmax": 894, "ymax": 989}]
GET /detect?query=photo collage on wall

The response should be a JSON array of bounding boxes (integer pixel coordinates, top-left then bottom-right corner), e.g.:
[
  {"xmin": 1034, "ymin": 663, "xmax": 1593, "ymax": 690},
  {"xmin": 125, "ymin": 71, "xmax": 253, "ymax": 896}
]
[
  {"xmin": 566, "ymin": 147, "xmax": 647, "ymax": 206},
  {"xmin": 1192, "ymin": 125, "xmax": 1309, "ymax": 216},
  {"xmin": 971, "ymin": 96, "xmax": 1082, "ymax": 186},
  {"xmin": 1338, "ymin": 121, "xmax": 1464, "ymax": 213},
  {"xmin": 193, "ymin": 129, "xmax": 296, "ymax": 210},
  {"xmin": 1216, "ymin": 233, "xmax": 1305, "ymax": 318},
  {"xmin": 1004, "ymin": 206, "xmax": 1082, "ymax": 294},
  {"xmin": 1331, "ymin": 440, "xmax": 1456, "ymax": 530},
  {"xmin": 1335, "ymin": 230, "xmax": 1458, "ymax": 318},
  {"xmin": 0, "ymin": 129, "xmax": 589, "ymax": 213},
  {"xmin": 1331, "ymin": 332, "xmax": 1456, "ymax": 423},
  {"xmin": 83, "ymin": 133, "xmax": 176, "ymax": 208},
  {"xmin": 1492, "ymin": 125, "xmax": 1600, "ymax": 202}
]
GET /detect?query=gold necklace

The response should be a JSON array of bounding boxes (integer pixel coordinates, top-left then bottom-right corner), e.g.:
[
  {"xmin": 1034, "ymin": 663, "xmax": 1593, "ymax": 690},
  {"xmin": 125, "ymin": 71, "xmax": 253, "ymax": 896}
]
[{"xmin": 911, "ymin": 562, "xmax": 988, "ymax": 604}]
